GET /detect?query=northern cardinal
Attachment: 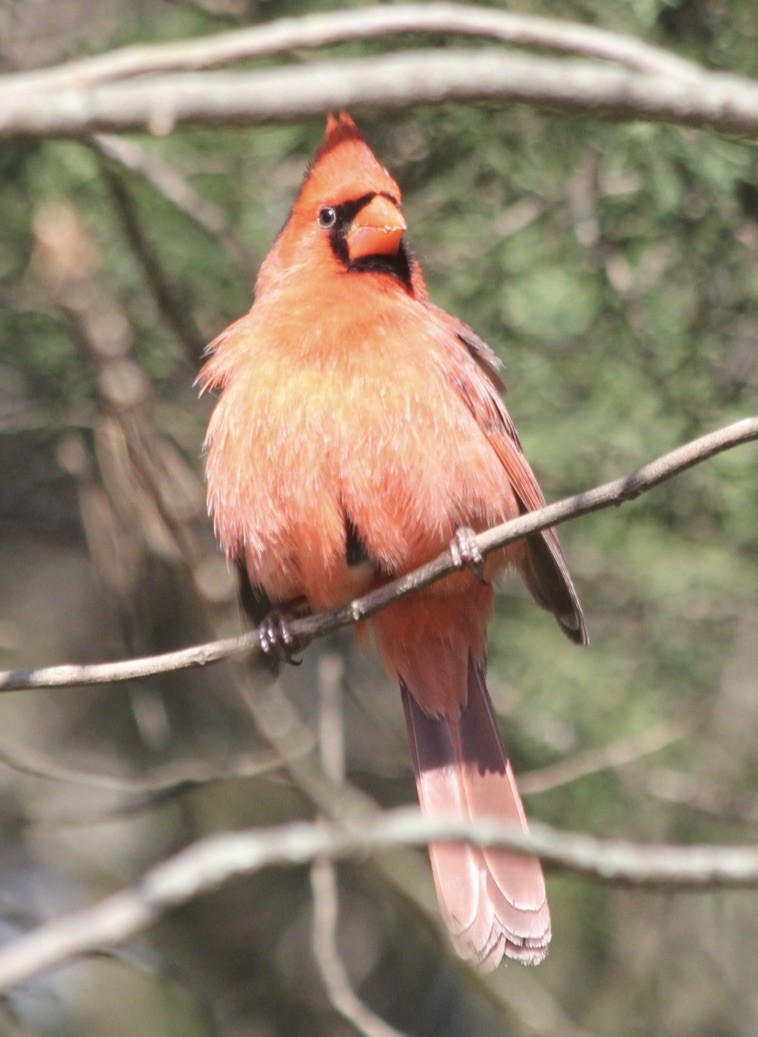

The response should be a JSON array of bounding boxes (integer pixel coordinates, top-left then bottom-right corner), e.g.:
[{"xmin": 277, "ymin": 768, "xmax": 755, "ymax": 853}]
[{"xmin": 200, "ymin": 113, "xmax": 587, "ymax": 969}]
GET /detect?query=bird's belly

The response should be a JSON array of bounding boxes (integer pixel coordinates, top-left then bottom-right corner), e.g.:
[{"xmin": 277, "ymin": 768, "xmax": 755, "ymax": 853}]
[
  {"xmin": 247, "ymin": 392, "xmax": 516, "ymax": 609},
  {"xmin": 209, "ymin": 345, "xmax": 518, "ymax": 610}
]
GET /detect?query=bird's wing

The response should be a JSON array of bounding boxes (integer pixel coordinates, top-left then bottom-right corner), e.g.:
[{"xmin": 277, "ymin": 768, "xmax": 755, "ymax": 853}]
[{"xmin": 437, "ymin": 309, "xmax": 588, "ymax": 645}]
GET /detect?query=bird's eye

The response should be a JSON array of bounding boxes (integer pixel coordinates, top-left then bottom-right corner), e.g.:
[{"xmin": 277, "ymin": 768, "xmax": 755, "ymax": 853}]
[{"xmin": 317, "ymin": 207, "xmax": 337, "ymax": 229}]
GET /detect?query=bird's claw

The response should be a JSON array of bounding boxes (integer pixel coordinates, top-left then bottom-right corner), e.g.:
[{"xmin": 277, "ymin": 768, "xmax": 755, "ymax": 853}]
[
  {"xmin": 449, "ymin": 527, "xmax": 487, "ymax": 583},
  {"xmin": 258, "ymin": 608, "xmax": 303, "ymax": 671}
]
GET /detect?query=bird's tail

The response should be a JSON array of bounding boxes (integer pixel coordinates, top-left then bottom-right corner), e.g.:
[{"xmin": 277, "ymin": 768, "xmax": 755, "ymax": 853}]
[{"xmin": 400, "ymin": 655, "xmax": 550, "ymax": 969}]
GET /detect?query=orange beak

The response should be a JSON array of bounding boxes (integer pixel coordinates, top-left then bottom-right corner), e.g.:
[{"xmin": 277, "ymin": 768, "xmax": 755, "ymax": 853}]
[{"xmin": 346, "ymin": 195, "xmax": 407, "ymax": 260}]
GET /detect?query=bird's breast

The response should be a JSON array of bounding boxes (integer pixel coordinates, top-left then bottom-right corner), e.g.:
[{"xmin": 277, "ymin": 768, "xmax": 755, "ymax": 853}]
[{"xmin": 205, "ymin": 294, "xmax": 518, "ymax": 609}]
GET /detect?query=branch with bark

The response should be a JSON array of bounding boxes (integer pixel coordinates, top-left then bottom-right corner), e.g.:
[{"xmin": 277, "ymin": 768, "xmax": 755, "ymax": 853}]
[
  {"xmin": 0, "ymin": 807, "xmax": 755, "ymax": 992},
  {"xmin": 2, "ymin": 5, "xmax": 709, "ymax": 88},
  {"xmin": 0, "ymin": 416, "xmax": 755, "ymax": 694},
  {"xmin": 0, "ymin": 5, "xmax": 756, "ymax": 140}
]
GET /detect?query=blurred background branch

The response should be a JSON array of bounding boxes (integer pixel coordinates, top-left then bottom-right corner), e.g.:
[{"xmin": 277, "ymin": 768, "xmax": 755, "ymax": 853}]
[
  {"xmin": 90, "ymin": 134, "xmax": 257, "ymax": 278},
  {"xmin": 1, "ymin": 4, "xmax": 757, "ymax": 139},
  {"xmin": 1, "ymin": 4, "xmax": 711, "ymax": 86},
  {"xmin": 0, "ymin": 806, "xmax": 756, "ymax": 992},
  {"xmin": 310, "ymin": 654, "xmax": 410, "ymax": 1037},
  {"xmin": 1, "ymin": 49, "xmax": 757, "ymax": 140}
]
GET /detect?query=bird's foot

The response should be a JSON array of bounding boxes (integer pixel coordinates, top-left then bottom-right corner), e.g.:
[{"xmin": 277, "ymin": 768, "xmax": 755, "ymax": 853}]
[
  {"xmin": 258, "ymin": 607, "xmax": 303, "ymax": 672},
  {"xmin": 449, "ymin": 527, "xmax": 487, "ymax": 583}
]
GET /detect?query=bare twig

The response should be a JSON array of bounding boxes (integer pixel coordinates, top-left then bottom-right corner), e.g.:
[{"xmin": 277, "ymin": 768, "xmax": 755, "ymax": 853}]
[
  {"xmin": 31, "ymin": 202, "xmax": 207, "ymax": 586},
  {"xmin": 310, "ymin": 656, "xmax": 409, "ymax": 1037},
  {"xmin": 91, "ymin": 135, "xmax": 256, "ymax": 276},
  {"xmin": 315, "ymin": 654, "xmax": 347, "ymax": 786},
  {"xmin": 0, "ymin": 808, "xmax": 754, "ymax": 991},
  {"xmin": 0, "ymin": 628, "xmax": 259, "ymax": 692},
  {"xmin": 0, "ymin": 739, "xmax": 292, "ymax": 795},
  {"xmin": 0, "ymin": 998, "xmax": 35, "ymax": 1037},
  {"xmin": 310, "ymin": 861, "xmax": 410, "ymax": 1037},
  {"xmin": 519, "ymin": 719, "xmax": 692, "ymax": 796},
  {"xmin": 0, "ymin": 747, "xmax": 314, "ymax": 832},
  {"xmin": 0, "ymin": 417, "xmax": 755, "ymax": 694},
  {"xmin": 102, "ymin": 165, "xmax": 207, "ymax": 364},
  {"xmin": 3, "ymin": 5, "xmax": 705, "ymax": 91},
  {"xmin": 620, "ymin": 767, "xmax": 758, "ymax": 824},
  {"xmin": 1, "ymin": 49, "xmax": 756, "ymax": 142}
]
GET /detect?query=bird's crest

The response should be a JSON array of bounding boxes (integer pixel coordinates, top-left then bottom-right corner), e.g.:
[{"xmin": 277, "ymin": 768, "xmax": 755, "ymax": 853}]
[
  {"xmin": 316, "ymin": 111, "xmax": 366, "ymax": 160},
  {"xmin": 297, "ymin": 112, "xmax": 401, "ymax": 211}
]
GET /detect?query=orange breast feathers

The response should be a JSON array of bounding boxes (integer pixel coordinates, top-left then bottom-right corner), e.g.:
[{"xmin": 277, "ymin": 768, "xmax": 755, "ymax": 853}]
[{"xmin": 201, "ymin": 280, "xmax": 522, "ymax": 612}]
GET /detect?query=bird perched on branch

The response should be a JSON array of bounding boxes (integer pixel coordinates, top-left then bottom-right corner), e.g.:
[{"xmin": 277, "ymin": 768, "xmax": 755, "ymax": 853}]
[{"xmin": 200, "ymin": 113, "xmax": 587, "ymax": 969}]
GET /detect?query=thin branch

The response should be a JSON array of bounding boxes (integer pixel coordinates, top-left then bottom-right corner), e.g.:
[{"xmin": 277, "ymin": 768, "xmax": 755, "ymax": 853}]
[
  {"xmin": 620, "ymin": 767, "xmax": 758, "ymax": 824},
  {"xmin": 1, "ymin": 50, "xmax": 757, "ymax": 142},
  {"xmin": 310, "ymin": 861, "xmax": 410, "ymax": 1037},
  {"xmin": 0, "ymin": 628, "xmax": 259, "ymax": 692},
  {"xmin": 91, "ymin": 134, "xmax": 256, "ymax": 277},
  {"xmin": 102, "ymin": 164, "xmax": 207, "ymax": 364},
  {"xmin": 0, "ymin": 751, "xmax": 311, "ymax": 832},
  {"xmin": 519, "ymin": 719, "xmax": 692, "ymax": 796},
  {"xmin": 0, "ymin": 739, "xmax": 293, "ymax": 796},
  {"xmin": 310, "ymin": 656, "xmax": 409, "ymax": 1037},
  {"xmin": 4, "ymin": 4, "xmax": 705, "ymax": 91},
  {"xmin": 0, "ymin": 808, "xmax": 754, "ymax": 991},
  {"xmin": 0, "ymin": 1000, "xmax": 35, "ymax": 1037},
  {"xmin": 0, "ymin": 417, "xmax": 755, "ymax": 694}
]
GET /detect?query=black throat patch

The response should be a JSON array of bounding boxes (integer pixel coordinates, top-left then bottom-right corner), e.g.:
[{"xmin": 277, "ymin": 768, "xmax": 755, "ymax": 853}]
[{"xmin": 327, "ymin": 192, "xmax": 413, "ymax": 288}]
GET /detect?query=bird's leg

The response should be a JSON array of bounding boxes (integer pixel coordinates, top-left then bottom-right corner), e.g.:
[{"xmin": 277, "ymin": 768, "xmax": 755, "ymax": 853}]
[
  {"xmin": 257, "ymin": 604, "xmax": 305, "ymax": 671},
  {"xmin": 449, "ymin": 526, "xmax": 487, "ymax": 583}
]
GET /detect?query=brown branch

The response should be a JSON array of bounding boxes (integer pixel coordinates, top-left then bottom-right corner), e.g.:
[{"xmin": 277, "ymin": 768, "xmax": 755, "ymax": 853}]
[
  {"xmin": 5, "ymin": 4, "xmax": 705, "ymax": 91},
  {"xmin": 0, "ymin": 807, "xmax": 754, "ymax": 991},
  {"xmin": 91, "ymin": 134, "xmax": 256, "ymax": 277},
  {"xmin": 102, "ymin": 164, "xmax": 207, "ymax": 365},
  {"xmin": 0, "ymin": 416, "xmax": 755, "ymax": 694},
  {"xmin": 1, "ymin": 49, "xmax": 756, "ymax": 142},
  {"xmin": 0, "ymin": 629, "xmax": 259, "ymax": 692}
]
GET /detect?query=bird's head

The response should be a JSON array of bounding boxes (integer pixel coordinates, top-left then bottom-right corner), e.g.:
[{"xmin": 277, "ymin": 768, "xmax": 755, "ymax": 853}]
[{"xmin": 258, "ymin": 113, "xmax": 422, "ymax": 296}]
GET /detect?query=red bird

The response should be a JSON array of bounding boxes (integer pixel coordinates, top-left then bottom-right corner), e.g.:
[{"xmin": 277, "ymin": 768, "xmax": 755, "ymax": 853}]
[{"xmin": 200, "ymin": 113, "xmax": 587, "ymax": 969}]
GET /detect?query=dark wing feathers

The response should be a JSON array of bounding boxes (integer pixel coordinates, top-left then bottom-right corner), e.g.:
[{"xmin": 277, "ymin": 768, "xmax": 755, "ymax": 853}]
[{"xmin": 443, "ymin": 313, "xmax": 588, "ymax": 646}]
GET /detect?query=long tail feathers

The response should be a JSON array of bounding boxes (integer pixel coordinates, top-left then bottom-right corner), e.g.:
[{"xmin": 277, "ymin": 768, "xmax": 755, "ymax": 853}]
[{"xmin": 401, "ymin": 655, "xmax": 550, "ymax": 969}]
